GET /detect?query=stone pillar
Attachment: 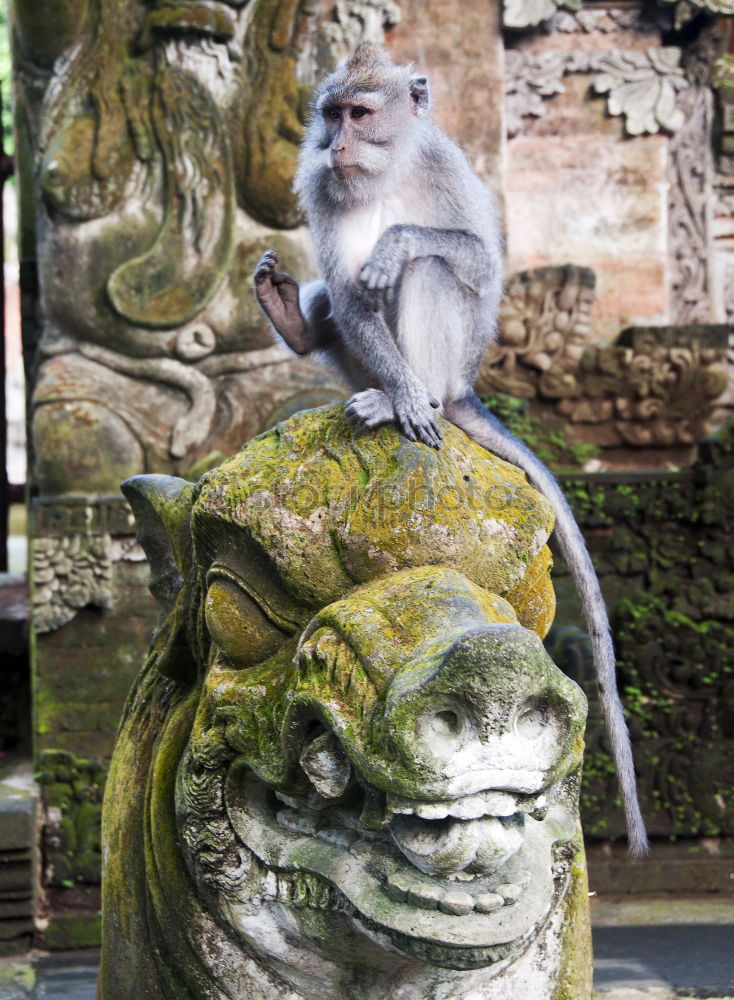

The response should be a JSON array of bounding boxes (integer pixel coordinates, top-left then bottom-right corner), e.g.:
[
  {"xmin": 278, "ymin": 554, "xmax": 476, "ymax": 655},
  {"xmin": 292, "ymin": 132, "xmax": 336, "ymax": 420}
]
[{"xmin": 100, "ymin": 406, "xmax": 592, "ymax": 1000}]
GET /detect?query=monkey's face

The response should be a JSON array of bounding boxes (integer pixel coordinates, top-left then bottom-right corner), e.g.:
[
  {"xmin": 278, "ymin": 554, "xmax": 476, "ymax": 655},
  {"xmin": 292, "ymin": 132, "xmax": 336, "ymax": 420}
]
[
  {"xmin": 295, "ymin": 46, "xmax": 432, "ymax": 209},
  {"xmin": 313, "ymin": 91, "xmax": 414, "ymax": 193}
]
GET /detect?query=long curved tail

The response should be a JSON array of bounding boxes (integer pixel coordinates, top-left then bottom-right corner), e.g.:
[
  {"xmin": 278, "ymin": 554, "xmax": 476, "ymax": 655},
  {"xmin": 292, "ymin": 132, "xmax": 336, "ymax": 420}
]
[{"xmin": 445, "ymin": 392, "xmax": 649, "ymax": 857}]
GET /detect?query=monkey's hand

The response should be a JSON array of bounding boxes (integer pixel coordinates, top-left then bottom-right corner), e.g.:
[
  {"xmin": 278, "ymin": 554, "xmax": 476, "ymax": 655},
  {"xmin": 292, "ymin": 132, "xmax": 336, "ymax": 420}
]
[
  {"xmin": 392, "ymin": 382, "xmax": 443, "ymax": 449},
  {"xmin": 253, "ymin": 250, "xmax": 308, "ymax": 350},
  {"xmin": 356, "ymin": 229, "xmax": 413, "ymax": 312}
]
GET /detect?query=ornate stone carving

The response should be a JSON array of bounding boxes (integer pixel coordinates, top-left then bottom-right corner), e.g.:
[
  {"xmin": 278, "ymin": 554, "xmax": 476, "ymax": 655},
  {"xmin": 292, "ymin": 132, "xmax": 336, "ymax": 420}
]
[
  {"xmin": 31, "ymin": 495, "xmax": 136, "ymax": 536},
  {"xmin": 668, "ymin": 86, "xmax": 714, "ymax": 323},
  {"xmin": 478, "ymin": 266, "xmax": 729, "ymax": 452},
  {"xmin": 322, "ymin": 0, "xmax": 402, "ymax": 53},
  {"xmin": 30, "ymin": 495, "xmax": 145, "ymax": 632},
  {"xmin": 505, "ymin": 50, "xmax": 581, "ymax": 137},
  {"xmin": 100, "ymin": 407, "xmax": 592, "ymax": 1000},
  {"xmin": 32, "ymin": 534, "xmax": 113, "ymax": 634},
  {"xmin": 712, "ymin": 55, "xmax": 734, "ymax": 174},
  {"xmin": 550, "ymin": 6, "xmax": 672, "ymax": 33},
  {"xmin": 503, "ymin": 0, "xmax": 579, "ymax": 31},
  {"xmin": 477, "ymin": 264, "xmax": 596, "ymax": 398},
  {"xmin": 505, "ymin": 47, "xmax": 687, "ymax": 137},
  {"xmin": 504, "ymin": 0, "xmax": 730, "ymax": 32},
  {"xmin": 658, "ymin": 0, "xmax": 734, "ymax": 29},
  {"xmin": 553, "ymin": 326, "xmax": 729, "ymax": 447},
  {"xmin": 591, "ymin": 48, "xmax": 687, "ymax": 136}
]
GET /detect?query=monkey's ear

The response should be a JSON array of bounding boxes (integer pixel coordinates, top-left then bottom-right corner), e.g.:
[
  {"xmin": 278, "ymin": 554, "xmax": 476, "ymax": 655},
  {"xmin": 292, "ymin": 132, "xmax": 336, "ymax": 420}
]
[{"xmin": 409, "ymin": 75, "xmax": 431, "ymax": 116}]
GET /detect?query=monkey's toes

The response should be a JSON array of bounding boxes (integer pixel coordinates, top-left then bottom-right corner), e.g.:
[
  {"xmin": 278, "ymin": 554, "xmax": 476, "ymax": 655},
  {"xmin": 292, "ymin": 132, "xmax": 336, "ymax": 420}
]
[
  {"xmin": 254, "ymin": 250, "xmax": 278, "ymax": 281},
  {"xmin": 345, "ymin": 389, "xmax": 395, "ymax": 429}
]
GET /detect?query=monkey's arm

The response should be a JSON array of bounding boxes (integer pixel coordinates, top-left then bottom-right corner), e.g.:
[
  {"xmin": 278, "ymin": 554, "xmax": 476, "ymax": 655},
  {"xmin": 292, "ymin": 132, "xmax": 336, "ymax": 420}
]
[
  {"xmin": 254, "ymin": 250, "xmax": 338, "ymax": 354},
  {"xmin": 358, "ymin": 225, "xmax": 493, "ymax": 309}
]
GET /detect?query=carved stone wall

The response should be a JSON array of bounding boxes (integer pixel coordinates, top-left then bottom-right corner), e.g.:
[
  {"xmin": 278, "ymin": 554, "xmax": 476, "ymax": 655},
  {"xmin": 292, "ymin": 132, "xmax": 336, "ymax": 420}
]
[{"xmin": 503, "ymin": 0, "xmax": 732, "ymax": 341}]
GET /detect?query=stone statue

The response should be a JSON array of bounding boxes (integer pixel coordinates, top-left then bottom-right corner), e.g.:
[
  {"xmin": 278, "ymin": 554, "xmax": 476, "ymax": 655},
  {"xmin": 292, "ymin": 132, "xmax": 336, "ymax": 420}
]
[
  {"xmin": 99, "ymin": 406, "xmax": 591, "ymax": 999},
  {"xmin": 13, "ymin": 0, "xmax": 366, "ymax": 494}
]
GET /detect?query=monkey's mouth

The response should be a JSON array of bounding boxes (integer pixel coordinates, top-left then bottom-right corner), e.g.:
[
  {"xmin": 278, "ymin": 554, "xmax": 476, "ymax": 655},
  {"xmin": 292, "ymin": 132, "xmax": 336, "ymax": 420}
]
[
  {"xmin": 331, "ymin": 163, "xmax": 361, "ymax": 179},
  {"xmin": 218, "ymin": 760, "xmax": 579, "ymax": 971}
]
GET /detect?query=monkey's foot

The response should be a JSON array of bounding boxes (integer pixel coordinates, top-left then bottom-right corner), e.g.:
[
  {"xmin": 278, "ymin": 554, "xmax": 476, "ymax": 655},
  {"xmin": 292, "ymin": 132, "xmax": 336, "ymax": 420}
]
[
  {"xmin": 393, "ymin": 386, "xmax": 443, "ymax": 450},
  {"xmin": 345, "ymin": 389, "xmax": 395, "ymax": 429},
  {"xmin": 253, "ymin": 250, "xmax": 307, "ymax": 345}
]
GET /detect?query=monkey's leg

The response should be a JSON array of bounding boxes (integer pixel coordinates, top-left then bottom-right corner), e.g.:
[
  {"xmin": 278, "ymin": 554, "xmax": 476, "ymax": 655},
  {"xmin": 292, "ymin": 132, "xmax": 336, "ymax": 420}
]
[
  {"xmin": 444, "ymin": 391, "xmax": 648, "ymax": 858},
  {"xmin": 330, "ymin": 288, "xmax": 443, "ymax": 449}
]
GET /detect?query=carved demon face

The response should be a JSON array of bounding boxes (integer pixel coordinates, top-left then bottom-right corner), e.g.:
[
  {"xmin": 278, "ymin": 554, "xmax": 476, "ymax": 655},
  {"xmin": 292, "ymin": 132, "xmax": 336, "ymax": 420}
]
[{"xmin": 103, "ymin": 408, "xmax": 588, "ymax": 1000}]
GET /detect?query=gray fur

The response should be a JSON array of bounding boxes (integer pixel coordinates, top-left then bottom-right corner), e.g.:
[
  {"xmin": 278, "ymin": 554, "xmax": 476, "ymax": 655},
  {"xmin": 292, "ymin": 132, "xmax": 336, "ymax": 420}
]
[{"xmin": 253, "ymin": 42, "xmax": 648, "ymax": 856}]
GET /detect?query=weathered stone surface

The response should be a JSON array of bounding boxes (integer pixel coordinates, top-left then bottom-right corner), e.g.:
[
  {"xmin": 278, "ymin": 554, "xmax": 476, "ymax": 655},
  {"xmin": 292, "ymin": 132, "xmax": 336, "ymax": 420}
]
[
  {"xmin": 0, "ymin": 765, "xmax": 37, "ymax": 954},
  {"xmin": 506, "ymin": 132, "xmax": 670, "ymax": 344},
  {"xmin": 0, "ymin": 766, "xmax": 37, "ymax": 856},
  {"xmin": 100, "ymin": 406, "xmax": 591, "ymax": 999}
]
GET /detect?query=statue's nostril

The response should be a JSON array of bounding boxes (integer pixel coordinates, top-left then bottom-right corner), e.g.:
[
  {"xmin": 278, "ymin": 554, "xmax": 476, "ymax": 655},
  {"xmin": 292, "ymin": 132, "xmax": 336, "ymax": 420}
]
[
  {"xmin": 300, "ymin": 731, "xmax": 351, "ymax": 799},
  {"xmin": 430, "ymin": 710, "xmax": 461, "ymax": 738}
]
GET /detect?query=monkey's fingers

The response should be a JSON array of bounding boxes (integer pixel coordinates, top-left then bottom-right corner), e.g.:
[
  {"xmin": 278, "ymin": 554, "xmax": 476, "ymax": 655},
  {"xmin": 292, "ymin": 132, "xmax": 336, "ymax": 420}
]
[
  {"xmin": 356, "ymin": 282, "xmax": 383, "ymax": 313},
  {"xmin": 419, "ymin": 421, "xmax": 443, "ymax": 449},
  {"xmin": 360, "ymin": 264, "xmax": 390, "ymax": 291},
  {"xmin": 396, "ymin": 416, "xmax": 418, "ymax": 443},
  {"xmin": 405, "ymin": 410, "xmax": 443, "ymax": 449},
  {"xmin": 411, "ymin": 421, "xmax": 439, "ymax": 449}
]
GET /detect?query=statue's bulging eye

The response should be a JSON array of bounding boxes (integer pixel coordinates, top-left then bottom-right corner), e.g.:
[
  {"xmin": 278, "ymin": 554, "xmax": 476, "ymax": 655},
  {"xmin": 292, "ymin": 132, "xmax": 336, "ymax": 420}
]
[{"xmin": 205, "ymin": 577, "xmax": 288, "ymax": 669}]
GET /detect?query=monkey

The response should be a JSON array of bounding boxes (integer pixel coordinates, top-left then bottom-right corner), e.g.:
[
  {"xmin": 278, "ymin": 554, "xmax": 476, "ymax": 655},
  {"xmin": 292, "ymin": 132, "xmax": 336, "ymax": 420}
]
[{"xmin": 253, "ymin": 42, "xmax": 648, "ymax": 857}]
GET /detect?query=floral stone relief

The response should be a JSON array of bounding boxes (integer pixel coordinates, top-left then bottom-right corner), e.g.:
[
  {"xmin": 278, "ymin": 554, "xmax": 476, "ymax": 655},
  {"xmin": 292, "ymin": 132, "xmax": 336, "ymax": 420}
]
[
  {"xmin": 505, "ymin": 46, "xmax": 687, "ymax": 137},
  {"xmin": 99, "ymin": 406, "xmax": 592, "ymax": 1000},
  {"xmin": 504, "ymin": 0, "xmax": 734, "ymax": 31}
]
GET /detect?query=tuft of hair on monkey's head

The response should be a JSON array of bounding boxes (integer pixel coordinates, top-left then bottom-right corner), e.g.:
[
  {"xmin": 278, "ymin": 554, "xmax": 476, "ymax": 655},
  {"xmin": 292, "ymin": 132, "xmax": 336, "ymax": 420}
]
[{"xmin": 316, "ymin": 42, "xmax": 431, "ymax": 118}]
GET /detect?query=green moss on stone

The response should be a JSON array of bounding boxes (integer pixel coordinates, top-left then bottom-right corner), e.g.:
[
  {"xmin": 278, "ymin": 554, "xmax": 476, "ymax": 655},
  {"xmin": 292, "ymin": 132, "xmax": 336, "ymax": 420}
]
[{"xmin": 43, "ymin": 913, "xmax": 102, "ymax": 951}]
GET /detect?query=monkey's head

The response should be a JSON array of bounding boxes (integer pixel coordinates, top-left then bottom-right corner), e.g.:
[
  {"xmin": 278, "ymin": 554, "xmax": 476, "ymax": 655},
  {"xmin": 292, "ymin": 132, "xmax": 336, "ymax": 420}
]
[{"xmin": 296, "ymin": 43, "xmax": 431, "ymax": 207}]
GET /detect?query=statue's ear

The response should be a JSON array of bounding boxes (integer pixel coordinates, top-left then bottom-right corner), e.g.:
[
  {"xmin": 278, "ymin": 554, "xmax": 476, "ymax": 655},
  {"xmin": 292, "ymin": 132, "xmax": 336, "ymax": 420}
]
[
  {"xmin": 409, "ymin": 75, "xmax": 431, "ymax": 116},
  {"xmin": 122, "ymin": 475, "xmax": 197, "ymax": 684}
]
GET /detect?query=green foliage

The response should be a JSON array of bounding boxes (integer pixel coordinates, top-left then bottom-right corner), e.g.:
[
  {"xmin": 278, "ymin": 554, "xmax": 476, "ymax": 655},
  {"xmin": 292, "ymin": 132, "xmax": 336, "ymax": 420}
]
[
  {"xmin": 0, "ymin": 4, "xmax": 11, "ymax": 155},
  {"xmin": 480, "ymin": 392, "xmax": 600, "ymax": 471},
  {"xmin": 37, "ymin": 750, "xmax": 106, "ymax": 886}
]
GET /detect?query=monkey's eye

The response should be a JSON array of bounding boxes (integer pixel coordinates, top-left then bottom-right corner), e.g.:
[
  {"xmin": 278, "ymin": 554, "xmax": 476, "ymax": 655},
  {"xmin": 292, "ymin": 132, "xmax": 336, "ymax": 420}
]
[
  {"xmin": 351, "ymin": 106, "xmax": 370, "ymax": 120},
  {"xmin": 323, "ymin": 106, "xmax": 341, "ymax": 121}
]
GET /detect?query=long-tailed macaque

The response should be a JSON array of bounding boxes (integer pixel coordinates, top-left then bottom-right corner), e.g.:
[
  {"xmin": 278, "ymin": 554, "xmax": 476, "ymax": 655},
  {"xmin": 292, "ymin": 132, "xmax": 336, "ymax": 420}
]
[{"xmin": 254, "ymin": 43, "xmax": 648, "ymax": 856}]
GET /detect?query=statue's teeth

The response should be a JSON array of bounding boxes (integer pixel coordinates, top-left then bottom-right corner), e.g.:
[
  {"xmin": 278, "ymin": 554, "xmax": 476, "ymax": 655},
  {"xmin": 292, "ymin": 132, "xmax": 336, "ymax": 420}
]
[
  {"xmin": 497, "ymin": 882, "xmax": 523, "ymax": 903},
  {"xmin": 474, "ymin": 892, "xmax": 504, "ymax": 913},
  {"xmin": 386, "ymin": 789, "xmax": 519, "ymax": 821},
  {"xmin": 414, "ymin": 801, "xmax": 450, "ymax": 819},
  {"xmin": 407, "ymin": 881, "xmax": 444, "ymax": 910},
  {"xmin": 438, "ymin": 887, "xmax": 474, "ymax": 916}
]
